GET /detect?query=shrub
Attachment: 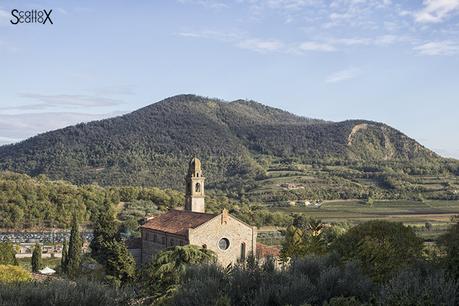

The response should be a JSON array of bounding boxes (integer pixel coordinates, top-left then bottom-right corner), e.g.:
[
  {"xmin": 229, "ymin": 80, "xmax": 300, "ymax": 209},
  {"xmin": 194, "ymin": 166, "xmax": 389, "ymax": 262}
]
[
  {"xmin": 331, "ymin": 220, "xmax": 423, "ymax": 282},
  {"xmin": 171, "ymin": 254, "xmax": 375, "ymax": 306},
  {"xmin": 438, "ymin": 221, "xmax": 459, "ymax": 280},
  {"xmin": 0, "ymin": 279, "xmax": 133, "ymax": 306},
  {"xmin": 0, "ymin": 242, "xmax": 18, "ymax": 265},
  {"xmin": 380, "ymin": 268, "xmax": 458, "ymax": 306},
  {"xmin": 0, "ymin": 265, "xmax": 32, "ymax": 283},
  {"xmin": 323, "ymin": 296, "xmax": 365, "ymax": 306},
  {"xmin": 139, "ymin": 245, "xmax": 216, "ymax": 304}
]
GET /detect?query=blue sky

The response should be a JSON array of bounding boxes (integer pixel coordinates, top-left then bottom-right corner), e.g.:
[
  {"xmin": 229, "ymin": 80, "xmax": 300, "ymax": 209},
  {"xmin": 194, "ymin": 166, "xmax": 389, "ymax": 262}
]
[{"xmin": 1, "ymin": 0, "xmax": 459, "ymax": 158}]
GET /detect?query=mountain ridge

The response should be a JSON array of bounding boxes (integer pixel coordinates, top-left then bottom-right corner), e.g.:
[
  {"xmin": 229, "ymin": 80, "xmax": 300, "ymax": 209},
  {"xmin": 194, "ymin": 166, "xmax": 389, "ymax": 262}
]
[{"xmin": 0, "ymin": 94, "xmax": 443, "ymax": 189}]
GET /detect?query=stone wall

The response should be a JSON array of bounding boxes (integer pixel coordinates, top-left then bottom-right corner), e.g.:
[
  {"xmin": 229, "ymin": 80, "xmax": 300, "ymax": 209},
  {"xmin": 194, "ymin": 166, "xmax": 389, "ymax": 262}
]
[
  {"xmin": 188, "ymin": 212, "xmax": 256, "ymax": 267},
  {"xmin": 141, "ymin": 229, "xmax": 187, "ymax": 264}
]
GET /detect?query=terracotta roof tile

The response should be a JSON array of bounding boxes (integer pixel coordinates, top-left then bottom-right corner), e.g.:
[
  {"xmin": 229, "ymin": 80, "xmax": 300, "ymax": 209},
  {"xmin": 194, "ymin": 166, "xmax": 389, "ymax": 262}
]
[
  {"xmin": 141, "ymin": 210, "xmax": 216, "ymax": 236},
  {"xmin": 256, "ymin": 243, "xmax": 280, "ymax": 258}
]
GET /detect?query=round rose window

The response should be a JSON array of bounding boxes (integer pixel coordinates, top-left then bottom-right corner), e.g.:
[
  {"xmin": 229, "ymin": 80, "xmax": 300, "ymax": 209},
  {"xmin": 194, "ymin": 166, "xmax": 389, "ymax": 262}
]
[{"xmin": 218, "ymin": 238, "xmax": 230, "ymax": 250}]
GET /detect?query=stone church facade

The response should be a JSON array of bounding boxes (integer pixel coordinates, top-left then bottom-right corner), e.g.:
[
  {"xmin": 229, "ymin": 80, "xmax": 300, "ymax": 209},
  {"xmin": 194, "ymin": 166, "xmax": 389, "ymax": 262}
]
[{"xmin": 140, "ymin": 158, "xmax": 257, "ymax": 267}]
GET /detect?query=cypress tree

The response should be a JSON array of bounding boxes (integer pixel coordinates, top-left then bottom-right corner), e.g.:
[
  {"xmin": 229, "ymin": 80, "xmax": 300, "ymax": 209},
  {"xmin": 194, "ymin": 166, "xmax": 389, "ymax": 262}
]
[
  {"xmin": 90, "ymin": 196, "xmax": 136, "ymax": 285},
  {"xmin": 61, "ymin": 239, "xmax": 68, "ymax": 273},
  {"xmin": 31, "ymin": 243, "xmax": 43, "ymax": 272},
  {"xmin": 90, "ymin": 198, "xmax": 118, "ymax": 265},
  {"xmin": 66, "ymin": 214, "xmax": 82, "ymax": 278}
]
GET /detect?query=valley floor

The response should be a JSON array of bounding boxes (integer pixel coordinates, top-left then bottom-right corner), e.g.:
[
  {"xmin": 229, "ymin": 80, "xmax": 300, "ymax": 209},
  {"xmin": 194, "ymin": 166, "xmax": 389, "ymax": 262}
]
[{"xmin": 266, "ymin": 199, "xmax": 459, "ymax": 242}]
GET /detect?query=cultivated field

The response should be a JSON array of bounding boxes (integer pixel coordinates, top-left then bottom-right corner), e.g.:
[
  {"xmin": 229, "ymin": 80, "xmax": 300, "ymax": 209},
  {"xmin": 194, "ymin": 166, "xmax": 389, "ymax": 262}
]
[{"xmin": 266, "ymin": 199, "xmax": 459, "ymax": 241}]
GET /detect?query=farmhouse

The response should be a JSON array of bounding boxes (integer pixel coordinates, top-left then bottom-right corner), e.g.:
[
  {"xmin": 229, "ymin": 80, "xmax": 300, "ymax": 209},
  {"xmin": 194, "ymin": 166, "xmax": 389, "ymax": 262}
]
[{"xmin": 139, "ymin": 158, "xmax": 258, "ymax": 267}]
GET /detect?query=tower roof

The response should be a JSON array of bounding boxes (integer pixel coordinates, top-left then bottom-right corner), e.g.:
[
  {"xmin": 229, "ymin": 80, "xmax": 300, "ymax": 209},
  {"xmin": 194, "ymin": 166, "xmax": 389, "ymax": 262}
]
[{"xmin": 188, "ymin": 157, "xmax": 202, "ymax": 173}]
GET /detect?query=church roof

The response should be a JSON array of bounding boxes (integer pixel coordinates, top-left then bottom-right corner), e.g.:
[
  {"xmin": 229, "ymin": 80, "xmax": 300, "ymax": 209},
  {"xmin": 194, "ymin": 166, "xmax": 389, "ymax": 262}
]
[
  {"xmin": 256, "ymin": 243, "xmax": 280, "ymax": 258},
  {"xmin": 141, "ymin": 209, "xmax": 216, "ymax": 237}
]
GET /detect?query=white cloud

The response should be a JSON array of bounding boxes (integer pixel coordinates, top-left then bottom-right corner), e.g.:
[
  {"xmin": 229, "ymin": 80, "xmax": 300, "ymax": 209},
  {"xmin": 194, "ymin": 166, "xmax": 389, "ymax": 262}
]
[
  {"xmin": 263, "ymin": 0, "xmax": 317, "ymax": 10},
  {"xmin": 0, "ymin": 112, "xmax": 124, "ymax": 145},
  {"xmin": 299, "ymin": 41, "xmax": 336, "ymax": 52},
  {"xmin": 179, "ymin": 30, "xmax": 284, "ymax": 53},
  {"xmin": 178, "ymin": 30, "xmax": 241, "ymax": 42},
  {"xmin": 177, "ymin": 0, "xmax": 228, "ymax": 9},
  {"xmin": 414, "ymin": 41, "xmax": 459, "ymax": 55},
  {"xmin": 0, "ymin": 136, "xmax": 23, "ymax": 145},
  {"xmin": 414, "ymin": 0, "xmax": 459, "ymax": 23},
  {"xmin": 237, "ymin": 39, "xmax": 283, "ymax": 53},
  {"xmin": 18, "ymin": 93, "xmax": 124, "ymax": 108},
  {"xmin": 325, "ymin": 68, "xmax": 361, "ymax": 83},
  {"xmin": 179, "ymin": 30, "xmax": 410, "ymax": 55}
]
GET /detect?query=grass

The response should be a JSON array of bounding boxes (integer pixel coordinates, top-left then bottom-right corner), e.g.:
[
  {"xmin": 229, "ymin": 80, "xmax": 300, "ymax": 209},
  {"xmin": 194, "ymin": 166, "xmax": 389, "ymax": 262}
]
[{"xmin": 17, "ymin": 257, "xmax": 61, "ymax": 272}]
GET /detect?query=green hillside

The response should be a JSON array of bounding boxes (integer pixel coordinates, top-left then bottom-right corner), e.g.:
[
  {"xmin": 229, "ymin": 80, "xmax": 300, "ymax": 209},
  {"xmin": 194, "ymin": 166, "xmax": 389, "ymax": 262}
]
[{"xmin": 0, "ymin": 94, "xmax": 457, "ymax": 199}]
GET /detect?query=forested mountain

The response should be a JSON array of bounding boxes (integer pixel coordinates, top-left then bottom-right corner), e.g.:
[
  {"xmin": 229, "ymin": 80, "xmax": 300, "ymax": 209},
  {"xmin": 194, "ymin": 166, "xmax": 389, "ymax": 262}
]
[{"xmin": 0, "ymin": 94, "xmax": 447, "ymax": 190}]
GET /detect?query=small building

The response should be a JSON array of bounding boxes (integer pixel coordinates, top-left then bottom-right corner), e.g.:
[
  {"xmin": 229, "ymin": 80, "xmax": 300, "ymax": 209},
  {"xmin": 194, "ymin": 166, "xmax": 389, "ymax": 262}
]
[{"xmin": 139, "ymin": 158, "xmax": 257, "ymax": 267}]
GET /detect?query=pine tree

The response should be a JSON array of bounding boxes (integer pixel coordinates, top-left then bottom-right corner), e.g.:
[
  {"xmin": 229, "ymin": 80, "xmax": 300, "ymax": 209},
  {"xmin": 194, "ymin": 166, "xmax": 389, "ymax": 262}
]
[
  {"xmin": 31, "ymin": 243, "xmax": 43, "ymax": 273},
  {"xmin": 66, "ymin": 214, "xmax": 82, "ymax": 278},
  {"xmin": 61, "ymin": 239, "xmax": 68, "ymax": 273}
]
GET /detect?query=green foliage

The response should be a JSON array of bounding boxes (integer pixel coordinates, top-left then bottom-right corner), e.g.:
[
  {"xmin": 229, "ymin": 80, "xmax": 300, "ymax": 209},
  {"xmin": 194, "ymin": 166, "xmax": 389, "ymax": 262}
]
[
  {"xmin": 280, "ymin": 216, "xmax": 346, "ymax": 261},
  {"xmin": 323, "ymin": 296, "xmax": 365, "ymax": 306},
  {"xmin": 90, "ymin": 201, "xmax": 136, "ymax": 285},
  {"xmin": 61, "ymin": 239, "xmax": 68, "ymax": 273},
  {"xmin": 103, "ymin": 240, "xmax": 136, "ymax": 286},
  {"xmin": 170, "ymin": 255, "xmax": 375, "ymax": 306},
  {"xmin": 119, "ymin": 216, "xmax": 141, "ymax": 238},
  {"xmin": 0, "ymin": 279, "xmax": 133, "ymax": 306},
  {"xmin": 31, "ymin": 243, "xmax": 42, "ymax": 273},
  {"xmin": 366, "ymin": 197, "xmax": 374, "ymax": 206},
  {"xmin": 380, "ymin": 267, "xmax": 458, "ymax": 306},
  {"xmin": 0, "ymin": 171, "xmax": 185, "ymax": 229},
  {"xmin": 331, "ymin": 220, "xmax": 424, "ymax": 282},
  {"xmin": 0, "ymin": 265, "xmax": 31, "ymax": 283},
  {"xmin": 139, "ymin": 245, "xmax": 216, "ymax": 304},
  {"xmin": 90, "ymin": 201, "xmax": 119, "ymax": 264},
  {"xmin": 66, "ymin": 214, "xmax": 82, "ymax": 278},
  {"xmin": 438, "ymin": 221, "xmax": 459, "ymax": 280},
  {"xmin": 0, "ymin": 171, "xmax": 109, "ymax": 228},
  {"xmin": 0, "ymin": 241, "xmax": 18, "ymax": 265}
]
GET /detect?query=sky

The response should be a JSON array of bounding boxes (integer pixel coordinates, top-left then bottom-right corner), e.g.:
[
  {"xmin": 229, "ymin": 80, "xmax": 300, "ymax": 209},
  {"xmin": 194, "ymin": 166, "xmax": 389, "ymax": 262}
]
[{"xmin": 0, "ymin": 0, "xmax": 459, "ymax": 158}]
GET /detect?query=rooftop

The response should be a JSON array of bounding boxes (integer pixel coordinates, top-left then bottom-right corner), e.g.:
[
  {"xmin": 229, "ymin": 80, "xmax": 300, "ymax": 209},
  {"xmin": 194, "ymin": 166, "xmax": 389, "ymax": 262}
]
[
  {"xmin": 256, "ymin": 243, "xmax": 280, "ymax": 258},
  {"xmin": 141, "ymin": 209, "xmax": 216, "ymax": 236}
]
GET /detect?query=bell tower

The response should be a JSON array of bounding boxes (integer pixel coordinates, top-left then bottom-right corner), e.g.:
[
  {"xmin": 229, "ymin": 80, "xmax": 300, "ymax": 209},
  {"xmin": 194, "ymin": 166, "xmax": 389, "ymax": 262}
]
[{"xmin": 185, "ymin": 157, "xmax": 205, "ymax": 213}]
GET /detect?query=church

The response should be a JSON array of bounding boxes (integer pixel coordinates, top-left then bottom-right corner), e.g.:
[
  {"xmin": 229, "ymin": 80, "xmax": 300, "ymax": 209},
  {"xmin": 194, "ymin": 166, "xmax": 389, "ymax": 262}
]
[{"xmin": 139, "ymin": 158, "xmax": 258, "ymax": 267}]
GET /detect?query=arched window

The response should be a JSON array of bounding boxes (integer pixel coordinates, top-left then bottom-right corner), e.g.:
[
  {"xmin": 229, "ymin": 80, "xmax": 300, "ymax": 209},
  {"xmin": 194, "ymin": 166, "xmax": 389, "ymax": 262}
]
[
  {"xmin": 240, "ymin": 242, "xmax": 246, "ymax": 260},
  {"xmin": 195, "ymin": 183, "xmax": 201, "ymax": 193}
]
